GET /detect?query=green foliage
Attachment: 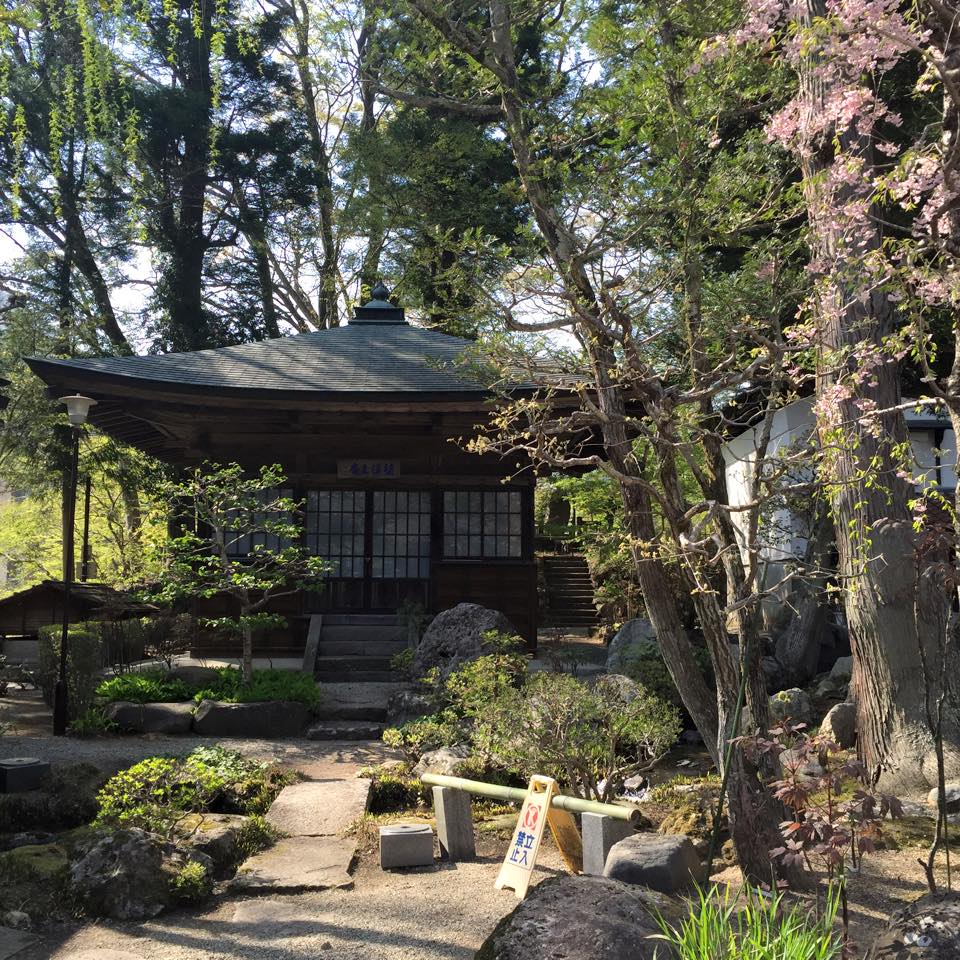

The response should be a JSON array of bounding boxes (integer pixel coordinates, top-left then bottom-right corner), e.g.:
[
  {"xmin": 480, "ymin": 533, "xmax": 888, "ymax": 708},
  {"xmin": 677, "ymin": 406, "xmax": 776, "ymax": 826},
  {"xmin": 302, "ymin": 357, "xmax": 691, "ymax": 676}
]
[
  {"xmin": 69, "ymin": 706, "xmax": 118, "ymax": 737},
  {"xmin": 360, "ymin": 765, "xmax": 432, "ymax": 814},
  {"xmin": 383, "ymin": 633, "xmax": 680, "ymax": 801},
  {"xmin": 192, "ymin": 667, "xmax": 320, "ymax": 709},
  {"xmin": 390, "ymin": 647, "xmax": 416, "ymax": 679},
  {"xmin": 234, "ymin": 814, "xmax": 281, "ymax": 861},
  {"xmin": 382, "ymin": 710, "xmax": 461, "ymax": 760},
  {"xmin": 37, "ymin": 623, "xmax": 105, "ymax": 719},
  {"xmin": 383, "ymin": 634, "xmax": 527, "ymax": 761},
  {"xmin": 94, "ymin": 746, "xmax": 285, "ymax": 837},
  {"xmin": 96, "ymin": 669, "xmax": 193, "ymax": 704},
  {"xmin": 169, "ymin": 860, "xmax": 213, "ymax": 903},
  {"xmin": 653, "ymin": 885, "xmax": 842, "ymax": 959},
  {"xmin": 147, "ymin": 462, "xmax": 328, "ymax": 678},
  {"xmin": 482, "ymin": 673, "xmax": 681, "ymax": 802}
]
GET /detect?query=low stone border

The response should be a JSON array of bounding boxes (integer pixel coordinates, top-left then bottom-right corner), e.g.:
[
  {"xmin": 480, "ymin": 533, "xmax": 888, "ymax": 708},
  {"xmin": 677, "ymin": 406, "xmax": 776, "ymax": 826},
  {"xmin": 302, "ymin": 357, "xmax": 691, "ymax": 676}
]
[{"xmin": 103, "ymin": 699, "xmax": 310, "ymax": 738}]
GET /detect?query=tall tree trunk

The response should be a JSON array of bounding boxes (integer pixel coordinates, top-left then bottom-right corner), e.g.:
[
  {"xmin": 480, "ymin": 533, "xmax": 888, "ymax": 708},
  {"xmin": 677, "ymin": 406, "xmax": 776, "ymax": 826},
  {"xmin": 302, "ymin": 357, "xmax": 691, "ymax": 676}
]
[
  {"xmin": 799, "ymin": 0, "xmax": 960, "ymax": 791},
  {"xmin": 241, "ymin": 614, "xmax": 254, "ymax": 684},
  {"xmin": 292, "ymin": 0, "xmax": 339, "ymax": 327},
  {"xmin": 162, "ymin": 0, "xmax": 214, "ymax": 352}
]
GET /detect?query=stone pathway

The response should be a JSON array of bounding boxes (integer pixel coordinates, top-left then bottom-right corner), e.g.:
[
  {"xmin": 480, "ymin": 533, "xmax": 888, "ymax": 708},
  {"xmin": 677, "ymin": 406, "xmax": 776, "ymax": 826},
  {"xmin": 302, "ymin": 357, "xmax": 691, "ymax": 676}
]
[{"xmin": 232, "ymin": 778, "xmax": 371, "ymax": 893}]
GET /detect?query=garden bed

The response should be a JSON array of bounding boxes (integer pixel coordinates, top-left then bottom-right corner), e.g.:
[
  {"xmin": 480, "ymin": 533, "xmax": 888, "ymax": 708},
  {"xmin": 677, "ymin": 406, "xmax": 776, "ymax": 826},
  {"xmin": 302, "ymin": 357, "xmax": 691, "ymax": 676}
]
[{"xmin": 76, "ymin": 667, "xmax": 321, "ymax": 738}]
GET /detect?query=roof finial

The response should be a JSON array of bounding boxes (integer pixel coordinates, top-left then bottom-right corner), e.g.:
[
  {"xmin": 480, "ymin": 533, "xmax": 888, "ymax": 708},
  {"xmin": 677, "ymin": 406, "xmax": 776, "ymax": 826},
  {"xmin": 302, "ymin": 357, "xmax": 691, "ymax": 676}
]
[{"xmin": 370, "ymin": 280, "xmax": 390, "ymax": 303}]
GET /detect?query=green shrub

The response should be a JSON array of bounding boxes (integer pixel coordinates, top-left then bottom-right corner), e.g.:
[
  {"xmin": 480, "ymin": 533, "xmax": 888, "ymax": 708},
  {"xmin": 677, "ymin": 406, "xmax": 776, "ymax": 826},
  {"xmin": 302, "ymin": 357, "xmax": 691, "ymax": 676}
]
[
  {"xmin": 69, "ymin": 706, "xmax": 117, "ymax": 737},
  {"xmin": 169, "ymin": 860, "xmax": 213, "ymax": 902},
  {"xmin": 382, "ymin": 709, "xmax": 461, "ymax": 760},
  {"xmin": 481, "ymin": 672, "xmax": 681, "ymax": 802},
  {"xmin": 96, "ymin": 670, "xmax": 194, "ymax": 703},
  {"xmin": 362, "ymin": 767, "xmax": 431, "ymax": 813},
  {"xmin": 94, "ymin": 746, "xmax": 288, "ymax": 836},
  {"xmin": 653, "ymin": 884, "xmax": 842, "ymax": 959},
  {"xmin": 193, "ymin": 667, "xmax": 321, "ymax": 709},
  {"xmin": 234, "ymin": 814, "xmax": 281, "ymax": 863},
  {"xmin": 37, "ymin": 623, "xmax": 104, "ymax": 719},
  {"xmin": 390, "ymin": 647, "xmax": 416, "ymax": 679}
]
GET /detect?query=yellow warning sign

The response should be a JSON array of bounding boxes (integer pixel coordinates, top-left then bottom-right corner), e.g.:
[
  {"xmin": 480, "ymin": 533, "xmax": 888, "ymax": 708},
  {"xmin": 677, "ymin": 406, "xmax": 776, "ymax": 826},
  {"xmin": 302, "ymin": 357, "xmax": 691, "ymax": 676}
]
[{"xmin": 495, "ymin": 775, "xmax": 584, "ymax": 898}]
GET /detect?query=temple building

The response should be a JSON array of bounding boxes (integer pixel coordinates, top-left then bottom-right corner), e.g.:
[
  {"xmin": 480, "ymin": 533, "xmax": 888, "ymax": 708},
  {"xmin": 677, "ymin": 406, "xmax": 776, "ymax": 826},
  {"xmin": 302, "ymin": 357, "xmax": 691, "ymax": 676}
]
[{"xmin": 26, "ymin": 288, "xmax": 539, "ymax": 660}]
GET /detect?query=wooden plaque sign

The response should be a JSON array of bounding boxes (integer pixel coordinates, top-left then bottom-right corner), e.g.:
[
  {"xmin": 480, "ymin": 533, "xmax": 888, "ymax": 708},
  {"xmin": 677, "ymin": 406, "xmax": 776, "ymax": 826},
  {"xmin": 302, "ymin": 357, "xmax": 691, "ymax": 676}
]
[{"xmin": 336, "ymin": 459, "xmax": 401, "ymax": 479}]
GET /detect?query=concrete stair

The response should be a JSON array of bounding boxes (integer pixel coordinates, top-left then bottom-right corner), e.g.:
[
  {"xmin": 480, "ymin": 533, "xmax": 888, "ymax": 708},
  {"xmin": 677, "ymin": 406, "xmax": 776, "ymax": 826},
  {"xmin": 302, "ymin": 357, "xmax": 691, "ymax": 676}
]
[
  {"xmin": 312, "ymin": 615, "xmax": 407, "ymax": 684},
  {"xmin": 541, "ymin": 554, "xmax": 600, "ymax": 629}
]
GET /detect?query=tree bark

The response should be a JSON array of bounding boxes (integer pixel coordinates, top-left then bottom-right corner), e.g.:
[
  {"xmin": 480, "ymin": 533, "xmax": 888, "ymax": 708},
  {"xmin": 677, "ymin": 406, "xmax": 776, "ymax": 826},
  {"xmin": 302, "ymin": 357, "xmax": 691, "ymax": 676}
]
[{"xmin": 798, "ymin": 0, "xmax": 960, "ymax": 790}]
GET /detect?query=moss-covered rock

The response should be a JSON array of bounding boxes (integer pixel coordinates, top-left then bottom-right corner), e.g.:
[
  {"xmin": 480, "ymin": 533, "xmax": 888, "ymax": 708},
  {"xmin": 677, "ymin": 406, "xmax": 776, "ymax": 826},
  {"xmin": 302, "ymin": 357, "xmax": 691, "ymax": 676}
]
[
  {"xmin": 0, "ymin": 843, "xmax": 72, "ymax": 924},
  {"xmin": 0, "ymin": 843, "xmax": 69, "ymax": 882}
]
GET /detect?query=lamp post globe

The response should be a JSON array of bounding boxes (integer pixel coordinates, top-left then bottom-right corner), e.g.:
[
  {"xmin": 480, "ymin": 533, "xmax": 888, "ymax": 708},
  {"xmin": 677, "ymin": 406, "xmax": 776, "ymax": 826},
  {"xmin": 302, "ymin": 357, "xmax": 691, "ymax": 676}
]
[{"xmin": 52, "ymin": 394, "xmax": 96, "ymax": 736}]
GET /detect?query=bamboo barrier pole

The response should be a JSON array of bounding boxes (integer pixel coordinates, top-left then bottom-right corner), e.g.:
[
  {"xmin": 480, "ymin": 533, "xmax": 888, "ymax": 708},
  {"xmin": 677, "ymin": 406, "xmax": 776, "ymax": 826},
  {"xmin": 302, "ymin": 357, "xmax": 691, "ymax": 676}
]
[{"xmin": 420, "ymin": 772, "xmax": 642, "ymax": 823}]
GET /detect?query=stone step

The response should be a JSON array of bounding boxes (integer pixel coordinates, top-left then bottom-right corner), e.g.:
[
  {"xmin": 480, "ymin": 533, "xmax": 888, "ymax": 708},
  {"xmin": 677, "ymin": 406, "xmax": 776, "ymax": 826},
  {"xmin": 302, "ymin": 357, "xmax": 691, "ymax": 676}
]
[
  {"xmin": 316, "ymin": 670, "xmax": 398, "ymax": 683},
  {"xmin": 317, "ymin": 639, "xmax": 410, "ymax": 657},
  {"xmin": 320, "ymin": 625, "xmax": 405, "ymax": 644},
  {"xmin": 306, "ymin": 721, "xmax": 385, "ymax": 740},
  {"xmin": 315, "ymin": 655, "xmax": 394, "ymax": 672},
  {"xmin": 313, "ymin": 703, "xmax": 388, "ymax": 722}
]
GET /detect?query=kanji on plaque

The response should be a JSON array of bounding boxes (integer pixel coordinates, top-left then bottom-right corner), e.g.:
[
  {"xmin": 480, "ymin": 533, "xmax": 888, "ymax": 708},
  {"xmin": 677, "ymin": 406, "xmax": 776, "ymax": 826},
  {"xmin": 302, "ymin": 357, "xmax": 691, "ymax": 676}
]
[{"xmin": 495, "ymin": 775, "xmax": 557, "ymax": 899}]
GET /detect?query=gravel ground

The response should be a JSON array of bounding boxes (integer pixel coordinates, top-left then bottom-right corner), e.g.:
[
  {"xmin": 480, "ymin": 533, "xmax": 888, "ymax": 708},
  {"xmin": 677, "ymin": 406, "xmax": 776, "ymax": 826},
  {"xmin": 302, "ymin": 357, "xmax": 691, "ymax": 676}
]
[{"xmin": 21, "ymin": 840, "xmax": 565, "ymax": 960}]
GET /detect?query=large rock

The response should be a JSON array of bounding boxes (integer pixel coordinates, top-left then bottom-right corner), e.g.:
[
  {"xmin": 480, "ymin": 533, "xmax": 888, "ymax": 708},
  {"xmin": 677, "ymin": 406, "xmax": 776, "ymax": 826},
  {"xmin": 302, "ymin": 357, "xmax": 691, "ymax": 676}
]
[
  {"xmin": 830, "ymin": 656, "xmax": 854, "ymax": 681},
  {"xmin": 230, "ymin": 836, "xmax": 355, "ymax": 893},
  {"xmin": 412, "ymin": 604, "xmax": 516, "ymax": 676},
  {"xmin": 603, "ymin": 833, "xmax": 705, "ymax": 894},
  {"xmin": 69, "ymin": 828, "xmax": 212, "ymax": 920},
  {"xmin": 820, "ymin": 701, "xmax": 857, "ymax": 749},
  {"xmin": 769, "ymin": 687, "xmax": 813, "ymax": 726},
  {"xmin": 592, "ymin": 674, "xmax": 640, "ymax": 704},
  {"xmin": 104, "ymin": 701, "xmax": 194, "ymax": 735},
  {"xmin": 413, "ymin": 745, "xmax": 471, "ymax": 778},
  {"xmin": 475, "ymin": 875, "xmax": 676, "ymax": 960},
  {"xmin": 606, "ymin": 620, "xmax": 658, "ymax": 675},
  {"xmin": 174, "ymin": 813, "xmax": 248, "ymax": 877},
  {"xmin": 868, "ymin": 892, "xmax": 960, "ymax": 959},
  {"xmin": 385, "ymin": 688, "xmax": 435, "ymax": 726},
  {"xmin": 927, "ymin": 783, "xmax": 960, "ymax": 815},
  {"xmin": 192, "ymin": 699, "xmax": 308, "ymax": 738}
]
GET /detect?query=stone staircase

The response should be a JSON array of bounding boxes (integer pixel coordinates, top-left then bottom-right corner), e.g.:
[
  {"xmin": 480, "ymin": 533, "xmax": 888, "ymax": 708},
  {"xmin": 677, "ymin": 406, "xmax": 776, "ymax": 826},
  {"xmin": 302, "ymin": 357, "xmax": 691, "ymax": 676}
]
[
  {"xmin": 541, "ymin": 553, "xmax": 600, "ymax": 630},
  {"xmin": 307, "ymin": 614, "xmax": 409, "ymax": 740}
]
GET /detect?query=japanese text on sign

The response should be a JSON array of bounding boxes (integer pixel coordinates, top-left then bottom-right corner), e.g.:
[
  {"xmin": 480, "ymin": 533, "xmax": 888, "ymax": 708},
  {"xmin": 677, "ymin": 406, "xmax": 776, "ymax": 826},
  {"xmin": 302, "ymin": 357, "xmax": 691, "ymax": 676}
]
[{"xmin": 336, "ymin": 459, "xmax": 400, "ymax": 479}]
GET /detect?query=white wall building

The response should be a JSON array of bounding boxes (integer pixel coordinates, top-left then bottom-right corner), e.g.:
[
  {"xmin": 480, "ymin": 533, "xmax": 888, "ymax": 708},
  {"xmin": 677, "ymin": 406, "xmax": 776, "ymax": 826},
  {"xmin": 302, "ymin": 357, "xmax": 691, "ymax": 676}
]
[{"xmin": 721, "ymin": 397, "xmax": 957, "ymax": 595}]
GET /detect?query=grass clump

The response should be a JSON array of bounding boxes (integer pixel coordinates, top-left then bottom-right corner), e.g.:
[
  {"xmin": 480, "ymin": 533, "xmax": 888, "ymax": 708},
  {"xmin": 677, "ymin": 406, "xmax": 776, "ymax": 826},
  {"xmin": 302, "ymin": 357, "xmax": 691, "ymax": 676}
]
[
  {"xmin": 169, "ymin": 860, "xmax": 213, "ymax": 903},
  {"xmin": 654, "ymin": 885, "xmax": 842, "ymax": 959},
  {"xmin": 69, "ymin": 706, "xmax": 118, "ymax": 737},
  {"xmin": 193, "ymin": 667, "xmax": 321, "ymax": 710},
  {"xmin": 96, "ymin": 670, "xmax": 193, "ymax": 704}
]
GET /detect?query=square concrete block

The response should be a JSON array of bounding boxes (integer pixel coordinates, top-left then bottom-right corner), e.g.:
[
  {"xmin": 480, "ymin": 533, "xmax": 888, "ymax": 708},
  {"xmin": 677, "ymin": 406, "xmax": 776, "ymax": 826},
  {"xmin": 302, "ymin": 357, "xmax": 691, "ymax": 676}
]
[
  {"xmin": 581, "ymin": 812, "xmax": 634, "ymax": 876},
  {"xmin": 0, "ymin": 758, "xmax": 50, "ymax": 794},
  {"xmin": 379, "ymin": 823, "xmax": 434, "ymax": 870}
]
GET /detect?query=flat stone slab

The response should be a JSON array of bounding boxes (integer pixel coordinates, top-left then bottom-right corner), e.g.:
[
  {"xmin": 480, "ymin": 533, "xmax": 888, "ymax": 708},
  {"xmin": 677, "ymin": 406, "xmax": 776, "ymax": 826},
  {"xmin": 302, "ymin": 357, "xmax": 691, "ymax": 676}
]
[
  {"xmin": 0, "ymin": 927, "xmax": 38, "ymax": 960},
  {"xmin": 266, "ymin": 779, "xmax": 370, "ymax": 837},
  {"xmin": 230, "ymin": 836, "xmax": 355, "ymax": 893}
]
